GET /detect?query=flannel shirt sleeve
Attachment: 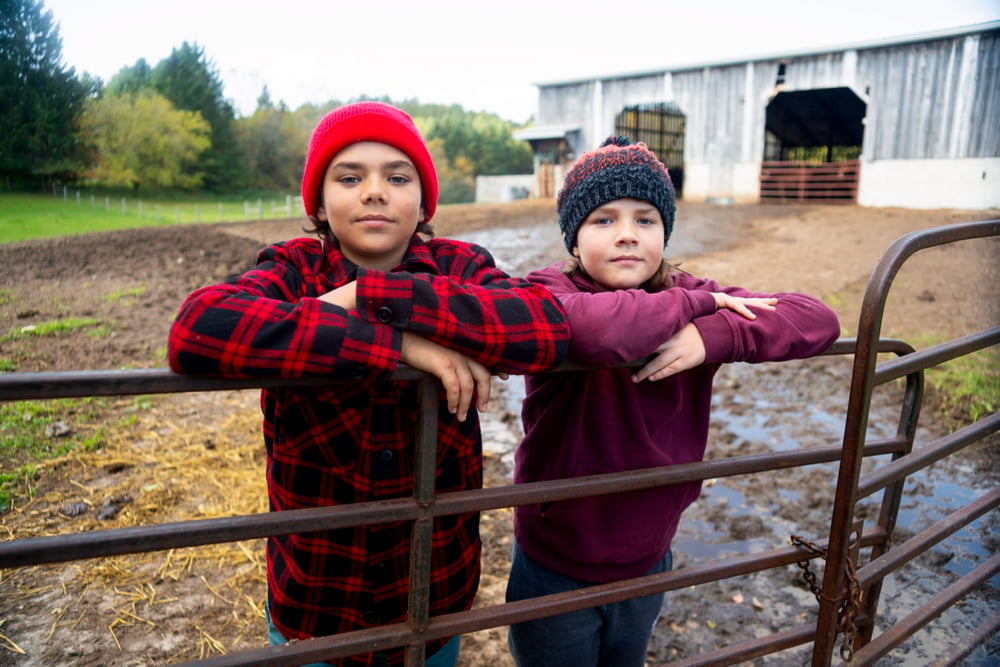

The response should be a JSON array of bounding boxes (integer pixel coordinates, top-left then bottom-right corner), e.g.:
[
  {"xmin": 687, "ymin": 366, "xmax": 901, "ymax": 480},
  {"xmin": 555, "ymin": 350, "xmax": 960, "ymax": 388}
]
[
  {"xmin": 353, "ymin": 241, "xmax": 570, "ymax": 375},
  {"xmin": 168, "ymin": 242, "xmax": 400, "ymax": 380}
]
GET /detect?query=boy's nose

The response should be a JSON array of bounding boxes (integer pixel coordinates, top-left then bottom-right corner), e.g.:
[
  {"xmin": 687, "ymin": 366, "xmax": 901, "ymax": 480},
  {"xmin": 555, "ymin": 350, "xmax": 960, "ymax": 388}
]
[
  {"xmin": 615, "ymin": 224, "xmax": 638, "ymax": 244},
  {"xmin": 361, "ymin": 178, "xmax": 387, "ymax": 203}
]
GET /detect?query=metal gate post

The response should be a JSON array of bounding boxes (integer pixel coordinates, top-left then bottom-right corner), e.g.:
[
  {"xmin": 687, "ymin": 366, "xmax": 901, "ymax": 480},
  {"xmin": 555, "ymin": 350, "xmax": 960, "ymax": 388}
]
[{"xmin": 405, "ymin": 379, "xmax": 440, "ymax": 666}]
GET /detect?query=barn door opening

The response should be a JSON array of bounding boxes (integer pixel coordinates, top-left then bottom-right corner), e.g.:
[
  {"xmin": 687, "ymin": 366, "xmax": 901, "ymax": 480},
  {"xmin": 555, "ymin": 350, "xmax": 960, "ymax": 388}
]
[
  {"xmin": 761, "ymin": 86, "xmax": 866, "ymax": 203},
  {"xmin": 615, "ymin": 102, "xmax": 685, "ymax": 197}
]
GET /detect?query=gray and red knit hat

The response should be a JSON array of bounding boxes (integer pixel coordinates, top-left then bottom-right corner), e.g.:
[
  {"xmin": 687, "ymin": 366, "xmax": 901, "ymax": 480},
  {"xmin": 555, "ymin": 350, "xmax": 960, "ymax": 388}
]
[
  {"xmin": 556, "ymin": 136, "xmax": 676, "ymax": 252},
  {"xmin": 301, "ymin": 102, "xmax": 438, "ymax": 221}
]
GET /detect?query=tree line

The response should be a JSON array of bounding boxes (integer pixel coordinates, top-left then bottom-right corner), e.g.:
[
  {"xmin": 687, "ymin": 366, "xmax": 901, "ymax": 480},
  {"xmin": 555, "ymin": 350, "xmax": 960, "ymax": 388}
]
[{"xmin": 0, "ymin": 0, "xmax": 535, "ymax": 204}]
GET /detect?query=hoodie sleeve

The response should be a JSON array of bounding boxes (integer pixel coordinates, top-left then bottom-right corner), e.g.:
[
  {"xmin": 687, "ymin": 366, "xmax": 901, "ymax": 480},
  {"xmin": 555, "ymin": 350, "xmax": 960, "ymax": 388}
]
[
  {"xmin": 677, "ymin": 274, "xmax": 841, "ymax": 364},
  {"xmin": 526, "ymin": 266, "xmax": 718, "ymax": 365}
]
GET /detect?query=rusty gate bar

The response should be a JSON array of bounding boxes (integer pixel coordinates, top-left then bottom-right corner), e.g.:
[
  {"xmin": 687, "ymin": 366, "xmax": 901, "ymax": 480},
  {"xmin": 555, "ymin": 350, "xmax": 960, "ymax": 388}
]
[
  {"xmin": 929, "ymin": 609, "xmax": 1000, "ymax": 667},
  {"xmin": 852, "ymin": 489, "xmax": 1000, "ymax": 592},
  {"xmin": 0, "ymin": 435, "xmax": 906, "ymax": 569},
  {"xmin": 813, "ymin": 218, "xmax": 1000, "ymax": 664},
  {"xmin": 873, "ymin": 327, "xmax": 1000, "ymax": 385},
  {"xmin": 847, "ymin": 553, "xmax": 1000, "ymax": 665},
  {"xmin": 857, "ymin": 413, "xmax": 1000, "ymax": 497}
]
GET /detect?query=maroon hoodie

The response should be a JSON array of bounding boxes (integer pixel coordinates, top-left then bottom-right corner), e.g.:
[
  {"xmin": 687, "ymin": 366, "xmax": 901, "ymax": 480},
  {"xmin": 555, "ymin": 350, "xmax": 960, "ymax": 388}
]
[{"xmin": 514, "ymin": 265, "xmax": 840, "ymax": 583}]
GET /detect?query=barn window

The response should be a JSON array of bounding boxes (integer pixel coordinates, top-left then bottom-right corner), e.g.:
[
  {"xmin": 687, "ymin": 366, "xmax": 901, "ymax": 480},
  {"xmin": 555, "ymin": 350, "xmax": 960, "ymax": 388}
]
[{"xmin": 615, "ymin": 102, "xmax": 686, "ymax": 196}]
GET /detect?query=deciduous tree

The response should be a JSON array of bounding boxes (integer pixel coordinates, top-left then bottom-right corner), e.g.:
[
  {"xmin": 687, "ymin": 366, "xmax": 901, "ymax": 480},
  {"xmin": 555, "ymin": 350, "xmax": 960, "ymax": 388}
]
[{"xmin": 79, "ymin": 90, "xmax": 211, "ymax": 193}]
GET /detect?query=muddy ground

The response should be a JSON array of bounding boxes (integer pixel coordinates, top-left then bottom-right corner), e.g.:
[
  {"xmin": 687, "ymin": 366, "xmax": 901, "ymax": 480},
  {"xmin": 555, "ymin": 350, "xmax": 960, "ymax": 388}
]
[{"xmin": 0, "ymin": 199, "xmax": 997, "ymax": 665}]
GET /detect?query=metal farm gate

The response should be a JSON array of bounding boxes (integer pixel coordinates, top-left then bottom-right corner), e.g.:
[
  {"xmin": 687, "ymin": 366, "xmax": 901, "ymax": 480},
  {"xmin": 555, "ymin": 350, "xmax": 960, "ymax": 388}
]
[{"xmin": 0, "ymin": 221, "xmax": 997, "ymax": 665}]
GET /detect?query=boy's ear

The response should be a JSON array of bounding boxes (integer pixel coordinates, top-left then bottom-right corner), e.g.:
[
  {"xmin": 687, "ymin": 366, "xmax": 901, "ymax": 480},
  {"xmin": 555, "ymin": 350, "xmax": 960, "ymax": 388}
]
[
  {"xmin": 571, "ymin": 245, "xmax": 580, "ymax": 257},
  {"xmin": 419, "ymin": 205, "xmax": 427, "ymax": 223}
]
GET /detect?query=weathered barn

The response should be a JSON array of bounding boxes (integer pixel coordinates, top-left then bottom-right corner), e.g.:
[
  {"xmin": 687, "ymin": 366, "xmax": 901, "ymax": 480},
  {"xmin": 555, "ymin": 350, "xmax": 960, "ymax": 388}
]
[{"xmin": 515, "ymin": 21, "xmax": 1000, "ymax": 209}]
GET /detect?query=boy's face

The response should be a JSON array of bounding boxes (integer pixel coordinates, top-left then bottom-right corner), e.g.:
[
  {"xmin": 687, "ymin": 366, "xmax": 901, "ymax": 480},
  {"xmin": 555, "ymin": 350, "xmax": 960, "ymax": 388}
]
[
  {"xmin": 317, "ymin": 141, "xmax": 425, "ymax": 270},
  {"xmin": 573, "ymin": 198, "xmax": 665, "ymax": 291}
]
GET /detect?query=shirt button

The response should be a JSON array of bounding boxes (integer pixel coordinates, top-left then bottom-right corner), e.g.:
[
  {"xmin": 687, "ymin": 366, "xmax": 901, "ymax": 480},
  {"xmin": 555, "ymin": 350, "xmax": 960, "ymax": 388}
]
[
  {"xmin": 363, "ymin": 610, "xmax": 379, "ymax": 624},
  {"xmin": 379, "ymin": 449, "xmax": 394, "ymax": 462},
  {"xmin": 376, "ymin": 306, "xmax": 392, "ymax": 323}
]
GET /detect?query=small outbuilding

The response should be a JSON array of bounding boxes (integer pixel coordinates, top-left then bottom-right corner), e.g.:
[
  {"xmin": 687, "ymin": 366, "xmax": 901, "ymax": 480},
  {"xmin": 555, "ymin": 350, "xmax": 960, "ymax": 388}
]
[{"xmin": 515, "ymin": 21, "xmax": 999, "ymax": 209}]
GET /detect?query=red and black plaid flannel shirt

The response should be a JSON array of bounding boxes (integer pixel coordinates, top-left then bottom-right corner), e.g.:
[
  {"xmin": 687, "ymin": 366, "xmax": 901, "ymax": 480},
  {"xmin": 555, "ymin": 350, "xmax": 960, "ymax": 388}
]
[{"xmin": 168, "ymin": 234, "xmax": 569, "ymax": 666}]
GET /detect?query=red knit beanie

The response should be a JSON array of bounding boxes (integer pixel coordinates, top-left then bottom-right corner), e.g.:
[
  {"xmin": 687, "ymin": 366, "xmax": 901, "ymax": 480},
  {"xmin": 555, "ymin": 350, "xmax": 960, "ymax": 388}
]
[{"xmin": 301, "ymin": 102, "xmax": 438, "ymax": 221}]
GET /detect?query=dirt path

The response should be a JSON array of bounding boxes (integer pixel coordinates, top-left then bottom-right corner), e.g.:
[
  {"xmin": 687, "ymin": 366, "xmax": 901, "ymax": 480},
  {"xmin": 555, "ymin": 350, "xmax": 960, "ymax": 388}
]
[{"xmin": 0, "ymin": 200, "xmax": 996, "ymax": 665}]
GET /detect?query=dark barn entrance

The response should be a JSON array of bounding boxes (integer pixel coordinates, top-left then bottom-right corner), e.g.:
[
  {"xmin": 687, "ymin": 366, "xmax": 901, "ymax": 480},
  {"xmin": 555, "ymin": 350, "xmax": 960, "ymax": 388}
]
[{"xmin": 761, "ymin": 86, "xmax": 866, "ymax": 203}]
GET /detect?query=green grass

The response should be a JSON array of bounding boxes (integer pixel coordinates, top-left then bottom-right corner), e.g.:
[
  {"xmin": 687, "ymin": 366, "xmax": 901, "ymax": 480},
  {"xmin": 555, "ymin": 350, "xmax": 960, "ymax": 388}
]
[
  {"xmin": 0, "ymin": 316, "xmax": 101, "ymax": 343},
  {"xmin": 924, "ymin": 347, "xmax": 999, "ymax": 423},
  {"xmin": 0, "ymin": 398, "xmax": 110, "ymax": 512},
  {"xmin": 0, "ymin": 192, "xmax": 299, "ymax": 243},
  {"xmin": 105, "ymin": 284, "xmax": 146, "ymax": 303}
]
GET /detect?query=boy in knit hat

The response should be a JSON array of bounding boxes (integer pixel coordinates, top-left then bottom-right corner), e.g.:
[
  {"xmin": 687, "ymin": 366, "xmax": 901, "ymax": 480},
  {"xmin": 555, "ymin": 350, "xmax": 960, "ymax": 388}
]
[
  {"xmin": 168, "ymin": 101, "xmax": 569, "ymax": 667},
  {"xmin": 506, "ymin": 137, "xmax": 840, "ymax": 666}
]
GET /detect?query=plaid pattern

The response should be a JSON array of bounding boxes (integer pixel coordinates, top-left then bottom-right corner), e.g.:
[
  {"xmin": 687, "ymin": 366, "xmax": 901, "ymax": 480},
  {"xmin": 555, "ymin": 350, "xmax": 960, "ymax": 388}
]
[{"xmin": 168, "ymin": 235, "xmax": 569, "ymax": 666}]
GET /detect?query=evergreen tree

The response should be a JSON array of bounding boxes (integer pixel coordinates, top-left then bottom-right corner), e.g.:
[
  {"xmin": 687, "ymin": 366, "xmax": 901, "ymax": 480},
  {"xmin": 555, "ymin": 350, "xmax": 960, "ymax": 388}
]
[
  {"xmin": 0, "ymin": 0, "xmax": 89, "ymax": 190},
  {"xmin": 105, "ymin": 58, "xmax": 153, "ymax": 96},
  {"xmin": 151, "ymin": 42, "xmax": 246, "ymax": 191}
]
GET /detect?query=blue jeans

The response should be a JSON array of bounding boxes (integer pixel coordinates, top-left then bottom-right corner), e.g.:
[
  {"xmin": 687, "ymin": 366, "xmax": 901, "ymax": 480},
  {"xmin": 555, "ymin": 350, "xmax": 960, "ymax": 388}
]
[
  {"xmin": 266, "ymin": 604, "xmax": 460, "ymax": 667},
  {"xmin": 505, "ymin": 542, "xmax": 672, "ymax": 667}
]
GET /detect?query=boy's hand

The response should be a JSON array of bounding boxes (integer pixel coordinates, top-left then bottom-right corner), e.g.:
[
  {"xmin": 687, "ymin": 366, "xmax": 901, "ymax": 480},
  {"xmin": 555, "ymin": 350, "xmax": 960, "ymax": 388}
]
[
  {"xmin": 400, "ymin": 332, "xmax": 492, "ymax": 422},
  {"xmin": 632, "ymin": 323, "xmax": 706, "ymax": 383},
  {"xmin": 319, "ymin": 281, "xmax": 358, "ymax": 310},
  {"xmin": 711, "ymin": 293, "xmax": 777, "ymax": 319}
]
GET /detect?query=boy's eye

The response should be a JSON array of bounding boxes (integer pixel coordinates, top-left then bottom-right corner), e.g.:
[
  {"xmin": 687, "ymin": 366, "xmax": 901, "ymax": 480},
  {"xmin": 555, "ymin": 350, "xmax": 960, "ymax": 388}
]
[
  {"xmin": 388, "ymin": 174, "xmax": 410, "ymax": 184},
  {"xmin": 637, "ymin": 218, "xmax": 656, "ymax": 226},
  {"xmin": 338, "ymin": 175, "xmax": 361, "ymax": 184},
  {"xmin": 592, "ymin": 217, "xmax": 614, "ymax": 226}
]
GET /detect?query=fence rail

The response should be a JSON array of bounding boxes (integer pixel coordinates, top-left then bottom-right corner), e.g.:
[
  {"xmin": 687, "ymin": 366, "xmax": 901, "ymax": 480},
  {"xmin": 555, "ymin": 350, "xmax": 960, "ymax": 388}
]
[
  {"xmin": 759, "ymin": 160, "xmax": 860, "ymax": 203},
  {"xmin": 1, "ymin": 220, "xmax": 997, "ymax": 666},
  {"xmin": 52, "ymin": 185, "xmax": 302, "ymax": 224}
]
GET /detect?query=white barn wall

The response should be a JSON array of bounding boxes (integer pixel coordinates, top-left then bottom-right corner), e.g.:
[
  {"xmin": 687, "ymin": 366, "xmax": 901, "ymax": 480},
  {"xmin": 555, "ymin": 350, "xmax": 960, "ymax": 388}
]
[{"xmin": 858, "ymin": 158, "xmax": 1000, "ymax": 209}]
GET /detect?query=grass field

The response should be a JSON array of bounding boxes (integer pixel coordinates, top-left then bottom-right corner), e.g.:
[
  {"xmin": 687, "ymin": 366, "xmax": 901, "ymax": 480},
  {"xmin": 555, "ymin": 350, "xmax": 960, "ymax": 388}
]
[{"xmin": 0, "ymin": 192, "xmax": 299, "ymax": 243}]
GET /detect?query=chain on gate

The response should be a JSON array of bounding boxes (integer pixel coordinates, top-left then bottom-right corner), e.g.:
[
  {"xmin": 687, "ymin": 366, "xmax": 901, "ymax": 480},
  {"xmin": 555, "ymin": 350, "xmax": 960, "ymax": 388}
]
[{"xmin": 790, "ymin": 535, "xmax": 863, "ymax": 662}]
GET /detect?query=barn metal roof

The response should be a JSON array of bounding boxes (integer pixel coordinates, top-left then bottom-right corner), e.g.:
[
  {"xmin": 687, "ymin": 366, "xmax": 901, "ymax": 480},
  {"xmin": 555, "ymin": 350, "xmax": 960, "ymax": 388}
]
[
  {"xmin": 512, "ymin": 124, "xmax": 580, "ymax": 141},
  {"xmin": 532, "ymin": 20, "xmax": 1000, "ymax": 87}
]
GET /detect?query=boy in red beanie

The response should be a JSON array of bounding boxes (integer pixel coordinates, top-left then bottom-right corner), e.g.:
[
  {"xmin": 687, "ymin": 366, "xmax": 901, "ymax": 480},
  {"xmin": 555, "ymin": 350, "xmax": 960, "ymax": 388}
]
[{"xmin": 168, "ymin": 101, "xmax": 570, "ymax": 667}]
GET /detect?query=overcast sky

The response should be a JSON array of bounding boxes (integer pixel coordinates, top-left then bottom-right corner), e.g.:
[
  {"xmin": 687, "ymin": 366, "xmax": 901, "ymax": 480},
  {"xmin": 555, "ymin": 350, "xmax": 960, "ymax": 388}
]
[{"xmin": 42, "ymin": 0, "xmax": 999, "ymax": 123}]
